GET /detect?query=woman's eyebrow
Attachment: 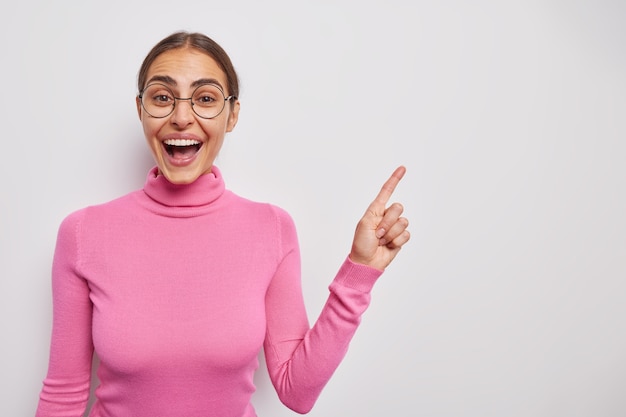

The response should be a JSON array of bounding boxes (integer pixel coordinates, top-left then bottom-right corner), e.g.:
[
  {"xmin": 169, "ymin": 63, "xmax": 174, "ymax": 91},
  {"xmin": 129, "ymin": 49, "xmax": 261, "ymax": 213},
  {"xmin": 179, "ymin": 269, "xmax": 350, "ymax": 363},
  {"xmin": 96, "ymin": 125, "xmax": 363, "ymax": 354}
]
[
  {"xmin": 144, "ymin": 76, "xmax": 225, "ymax": 91},
  {"xmin": 146, "ymin": 75, "xmax": 176, "ymax": 86},
  {"xmin": 191, "ymin": 78, "xmax": 224, "ymax": 89}
]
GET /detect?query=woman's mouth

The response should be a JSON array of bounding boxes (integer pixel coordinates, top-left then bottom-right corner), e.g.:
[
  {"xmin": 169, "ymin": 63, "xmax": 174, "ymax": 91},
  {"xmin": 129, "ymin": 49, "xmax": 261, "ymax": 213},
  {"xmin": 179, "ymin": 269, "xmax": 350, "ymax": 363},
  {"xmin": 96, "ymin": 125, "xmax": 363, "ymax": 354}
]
[{"xmin": 163, "ymin": 138, "xmax": 203, "ymax": 160}]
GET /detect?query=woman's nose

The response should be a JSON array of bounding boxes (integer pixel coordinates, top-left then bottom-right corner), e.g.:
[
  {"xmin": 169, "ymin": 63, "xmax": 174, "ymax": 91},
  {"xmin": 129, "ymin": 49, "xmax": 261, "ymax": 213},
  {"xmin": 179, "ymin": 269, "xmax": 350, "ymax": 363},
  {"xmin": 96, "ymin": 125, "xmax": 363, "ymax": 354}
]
[{"xmin": 170, "ymin": 98, "xmax": 195, "ymax": 127}]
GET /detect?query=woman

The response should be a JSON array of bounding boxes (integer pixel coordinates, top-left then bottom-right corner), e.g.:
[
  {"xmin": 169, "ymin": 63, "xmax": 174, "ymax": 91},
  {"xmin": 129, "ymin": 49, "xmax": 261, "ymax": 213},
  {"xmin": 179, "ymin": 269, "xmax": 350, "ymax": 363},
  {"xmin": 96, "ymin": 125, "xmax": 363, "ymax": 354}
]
[{"xmin": 36, "ymin": 31, "xmax": 410, "ymax": 417}]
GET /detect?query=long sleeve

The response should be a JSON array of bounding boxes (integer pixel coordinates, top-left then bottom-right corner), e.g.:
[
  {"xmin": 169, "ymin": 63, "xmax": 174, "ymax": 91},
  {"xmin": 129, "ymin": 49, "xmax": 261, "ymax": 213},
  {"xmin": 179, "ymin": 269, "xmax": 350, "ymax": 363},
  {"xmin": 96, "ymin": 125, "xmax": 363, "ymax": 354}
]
[
  {"xmin": 36, "ymin": 211, "xmax": 94, "ymax": 417},
  {"xmin": 263, "ymin": 208, "xmax": 383, "ymax": 413}
]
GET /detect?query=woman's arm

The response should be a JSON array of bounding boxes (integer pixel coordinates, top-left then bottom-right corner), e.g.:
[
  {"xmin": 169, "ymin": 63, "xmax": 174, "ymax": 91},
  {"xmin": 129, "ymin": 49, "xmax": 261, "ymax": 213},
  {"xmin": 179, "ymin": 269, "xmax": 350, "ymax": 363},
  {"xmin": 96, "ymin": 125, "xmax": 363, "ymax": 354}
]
[
  {"xmin": 264, "ymin": 167, "xmax": 410, "ymax": 413},
  {"xmin": 36, "ymin": 211, "xmax": 94, "ymax": 417}
]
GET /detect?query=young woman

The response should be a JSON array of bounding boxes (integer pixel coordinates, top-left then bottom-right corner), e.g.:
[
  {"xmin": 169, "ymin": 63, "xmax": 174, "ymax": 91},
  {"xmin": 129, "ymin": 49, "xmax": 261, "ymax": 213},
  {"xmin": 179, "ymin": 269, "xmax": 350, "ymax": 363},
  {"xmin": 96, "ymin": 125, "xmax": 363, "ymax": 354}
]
[{"xmin": 36, "ymin": 31, "xmax": 410, "ymax": 417}]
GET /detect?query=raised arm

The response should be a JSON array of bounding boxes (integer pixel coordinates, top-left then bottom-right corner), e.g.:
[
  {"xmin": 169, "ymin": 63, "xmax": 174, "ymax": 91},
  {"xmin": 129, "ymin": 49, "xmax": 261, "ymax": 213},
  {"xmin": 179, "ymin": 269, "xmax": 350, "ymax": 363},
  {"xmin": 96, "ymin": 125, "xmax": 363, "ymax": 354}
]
[{"xmin": 265, "ymin": 166, "xmax": 410, "ymax": 412}]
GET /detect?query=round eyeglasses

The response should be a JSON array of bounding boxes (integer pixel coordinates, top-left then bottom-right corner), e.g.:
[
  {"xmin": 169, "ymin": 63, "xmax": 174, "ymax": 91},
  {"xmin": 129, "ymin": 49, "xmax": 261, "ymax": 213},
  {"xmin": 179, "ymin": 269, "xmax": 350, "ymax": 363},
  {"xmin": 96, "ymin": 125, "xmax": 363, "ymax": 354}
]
[{"xmin": 138, "ymin": 83, "xmax": 237, "ymax": 119}]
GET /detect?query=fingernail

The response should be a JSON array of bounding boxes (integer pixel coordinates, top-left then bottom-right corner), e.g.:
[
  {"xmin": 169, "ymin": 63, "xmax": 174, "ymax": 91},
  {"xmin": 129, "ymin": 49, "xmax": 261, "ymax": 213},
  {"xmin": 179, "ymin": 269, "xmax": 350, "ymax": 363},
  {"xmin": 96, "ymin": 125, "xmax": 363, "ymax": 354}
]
[{"xmin": 376, "ymin": 228, "xmax": 385, "ymax": 238}]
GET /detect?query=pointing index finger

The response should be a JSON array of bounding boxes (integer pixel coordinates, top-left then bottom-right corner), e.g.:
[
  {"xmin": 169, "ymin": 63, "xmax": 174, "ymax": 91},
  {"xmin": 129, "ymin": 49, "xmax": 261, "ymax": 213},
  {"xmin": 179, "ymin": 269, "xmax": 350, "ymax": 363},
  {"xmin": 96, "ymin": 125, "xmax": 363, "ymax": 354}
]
[{"xmin": 373, "ymin": 165, "xmax": 406, "ymax": 207}]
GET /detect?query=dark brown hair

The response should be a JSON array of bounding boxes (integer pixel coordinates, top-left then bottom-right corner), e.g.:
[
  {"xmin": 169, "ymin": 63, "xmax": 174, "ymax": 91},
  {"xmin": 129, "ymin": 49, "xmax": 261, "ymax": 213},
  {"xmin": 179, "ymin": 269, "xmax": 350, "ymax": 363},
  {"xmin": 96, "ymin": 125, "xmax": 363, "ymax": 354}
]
[{"xmin": 137, "ymin": 31, "xmax": 239, "ymax": 101}]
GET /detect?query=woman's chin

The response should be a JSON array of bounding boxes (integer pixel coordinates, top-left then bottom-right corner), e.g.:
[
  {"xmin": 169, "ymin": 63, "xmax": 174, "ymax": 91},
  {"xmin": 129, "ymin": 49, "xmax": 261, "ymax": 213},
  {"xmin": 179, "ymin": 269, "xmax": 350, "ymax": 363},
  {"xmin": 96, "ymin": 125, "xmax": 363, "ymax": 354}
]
[{"xmin": 159, "ymin": 166, "xmax": 206, "ymax": 185}]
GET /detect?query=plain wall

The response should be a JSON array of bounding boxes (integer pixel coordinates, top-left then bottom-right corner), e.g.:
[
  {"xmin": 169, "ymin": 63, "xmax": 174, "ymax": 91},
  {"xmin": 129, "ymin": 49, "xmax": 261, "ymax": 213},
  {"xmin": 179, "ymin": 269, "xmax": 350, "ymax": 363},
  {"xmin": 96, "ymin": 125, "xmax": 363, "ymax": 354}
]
[{"xmin": 1, "ymin": 1, "xmax": 625, "ymax": 416}]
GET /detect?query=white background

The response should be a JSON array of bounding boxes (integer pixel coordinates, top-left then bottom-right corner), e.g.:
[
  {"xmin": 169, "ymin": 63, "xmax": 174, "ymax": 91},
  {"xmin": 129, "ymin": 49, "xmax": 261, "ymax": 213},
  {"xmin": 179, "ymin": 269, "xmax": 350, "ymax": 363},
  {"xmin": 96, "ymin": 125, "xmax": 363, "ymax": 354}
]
[{"xmin": 1, "ymin": 1, "xmax": 625, "ymax": 416}]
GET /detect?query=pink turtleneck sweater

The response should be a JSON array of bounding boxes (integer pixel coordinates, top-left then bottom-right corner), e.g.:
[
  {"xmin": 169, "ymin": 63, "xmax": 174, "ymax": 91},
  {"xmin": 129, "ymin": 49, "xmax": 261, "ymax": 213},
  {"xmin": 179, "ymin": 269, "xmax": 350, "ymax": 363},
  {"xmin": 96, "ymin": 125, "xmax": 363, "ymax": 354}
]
[{"xmin": 36, "ymin": 166, "xmax": 383, "ymax": 417}]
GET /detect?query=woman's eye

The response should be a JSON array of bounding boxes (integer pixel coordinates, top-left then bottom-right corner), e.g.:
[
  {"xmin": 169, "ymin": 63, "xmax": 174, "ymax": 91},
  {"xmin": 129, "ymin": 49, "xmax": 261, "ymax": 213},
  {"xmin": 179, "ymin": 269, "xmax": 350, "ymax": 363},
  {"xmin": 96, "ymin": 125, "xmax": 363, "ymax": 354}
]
[
  {"xmin": 193, "ymin": 85, "xmax": 222, "ymax": 106},
  {"xmin": 155, "ymin": 94, "xmax": 172, "ymax": 103},
  {"xmin": 196, "ymin": 95, "xmax": 216, "ymax": 104}
]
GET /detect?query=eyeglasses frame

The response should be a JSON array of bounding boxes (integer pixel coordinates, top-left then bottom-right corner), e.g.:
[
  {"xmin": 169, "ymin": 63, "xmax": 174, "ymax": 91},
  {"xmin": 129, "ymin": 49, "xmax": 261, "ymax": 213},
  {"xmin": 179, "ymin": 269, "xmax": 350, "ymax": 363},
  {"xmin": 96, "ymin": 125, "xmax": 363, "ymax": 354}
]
[{"xmin": 138, "ymin": 82, "xmax": 237, "ymax": 120}]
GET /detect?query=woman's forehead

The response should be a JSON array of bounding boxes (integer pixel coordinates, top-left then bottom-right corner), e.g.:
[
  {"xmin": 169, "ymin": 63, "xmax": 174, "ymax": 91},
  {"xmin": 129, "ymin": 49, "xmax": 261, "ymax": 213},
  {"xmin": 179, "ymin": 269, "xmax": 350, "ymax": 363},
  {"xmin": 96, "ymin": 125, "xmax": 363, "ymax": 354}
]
[{"xmin": 146, "ymin": 48, "xmax": 227, "ymax": 89}]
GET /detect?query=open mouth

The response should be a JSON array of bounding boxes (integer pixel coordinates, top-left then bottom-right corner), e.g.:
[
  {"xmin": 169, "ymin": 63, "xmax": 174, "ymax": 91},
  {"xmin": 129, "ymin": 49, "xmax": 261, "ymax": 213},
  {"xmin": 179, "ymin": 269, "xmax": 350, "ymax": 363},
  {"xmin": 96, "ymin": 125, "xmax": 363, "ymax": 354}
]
[{"xmin": 163, "ymin": 139, "xmax": 203, "ymax": 159}]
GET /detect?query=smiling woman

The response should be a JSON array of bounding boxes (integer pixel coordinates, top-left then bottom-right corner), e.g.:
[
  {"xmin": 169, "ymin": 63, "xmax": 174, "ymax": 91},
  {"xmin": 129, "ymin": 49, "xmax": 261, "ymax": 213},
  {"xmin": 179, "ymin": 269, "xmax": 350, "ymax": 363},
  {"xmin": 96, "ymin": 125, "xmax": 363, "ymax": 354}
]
[{"xmin": 34, "ymin": 31, "xmax": 410, "ymax": 417}]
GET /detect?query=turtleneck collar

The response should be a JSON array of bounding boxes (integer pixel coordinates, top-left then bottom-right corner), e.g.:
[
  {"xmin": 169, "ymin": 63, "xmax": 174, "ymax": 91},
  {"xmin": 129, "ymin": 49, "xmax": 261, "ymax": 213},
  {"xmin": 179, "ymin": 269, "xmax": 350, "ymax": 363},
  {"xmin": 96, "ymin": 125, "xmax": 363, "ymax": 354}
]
[{"xmin": 142, "ymin": 166, "xmax": 226, "ymax": 210}]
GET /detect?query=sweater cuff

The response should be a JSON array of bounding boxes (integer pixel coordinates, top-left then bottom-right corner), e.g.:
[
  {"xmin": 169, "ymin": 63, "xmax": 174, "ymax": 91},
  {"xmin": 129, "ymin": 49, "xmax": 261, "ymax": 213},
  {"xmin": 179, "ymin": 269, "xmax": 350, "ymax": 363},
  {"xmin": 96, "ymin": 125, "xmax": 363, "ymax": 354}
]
[{"xmin": 332, "ymin": 256, "xmax": 384, "ymax": 293}]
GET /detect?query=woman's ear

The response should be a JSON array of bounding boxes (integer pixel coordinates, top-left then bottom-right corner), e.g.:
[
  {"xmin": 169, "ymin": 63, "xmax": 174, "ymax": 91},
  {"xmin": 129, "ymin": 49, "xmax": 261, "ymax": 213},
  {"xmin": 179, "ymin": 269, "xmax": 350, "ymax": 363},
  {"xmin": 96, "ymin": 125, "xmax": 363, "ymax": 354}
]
[
  {"xmin": 226, "ymin": 100, "xmax": 240, "ymax": 132},
  {"xmin": 136, "ymin": 96, "xmax": 142, "ymax": 120}
]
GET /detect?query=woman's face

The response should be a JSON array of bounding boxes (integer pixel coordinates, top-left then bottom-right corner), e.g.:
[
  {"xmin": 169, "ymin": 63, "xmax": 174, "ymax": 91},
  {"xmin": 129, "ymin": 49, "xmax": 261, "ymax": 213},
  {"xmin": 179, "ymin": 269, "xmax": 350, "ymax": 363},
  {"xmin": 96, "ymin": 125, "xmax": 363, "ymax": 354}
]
[{"xmin": 136, "ymin": 48, "xmax": 240, "ymax": 184}]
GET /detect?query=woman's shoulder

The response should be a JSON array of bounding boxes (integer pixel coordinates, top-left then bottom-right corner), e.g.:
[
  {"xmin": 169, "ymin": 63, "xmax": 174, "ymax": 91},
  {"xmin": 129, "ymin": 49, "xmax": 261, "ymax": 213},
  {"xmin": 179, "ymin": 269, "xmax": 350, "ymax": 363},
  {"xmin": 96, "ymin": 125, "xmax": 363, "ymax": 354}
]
[
  {"xmin": 227, "ymin": 190, "xmax": 294, "ymax": 222},
  {"xmin": 224, "ymin": 192, "xmax": 297, "ymax": 240},
  {"xmin": 58, "ymin": 190, "xmax": 142, "ymax": 226}
]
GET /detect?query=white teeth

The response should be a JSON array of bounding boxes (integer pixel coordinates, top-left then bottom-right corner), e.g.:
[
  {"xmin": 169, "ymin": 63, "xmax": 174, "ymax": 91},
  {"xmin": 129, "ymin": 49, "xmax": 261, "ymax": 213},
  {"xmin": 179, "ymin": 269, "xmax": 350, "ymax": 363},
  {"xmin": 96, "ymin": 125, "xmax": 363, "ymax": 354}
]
[{"xmin": 163, "ymin": 139, "xmax": 201, "ymax": 147}]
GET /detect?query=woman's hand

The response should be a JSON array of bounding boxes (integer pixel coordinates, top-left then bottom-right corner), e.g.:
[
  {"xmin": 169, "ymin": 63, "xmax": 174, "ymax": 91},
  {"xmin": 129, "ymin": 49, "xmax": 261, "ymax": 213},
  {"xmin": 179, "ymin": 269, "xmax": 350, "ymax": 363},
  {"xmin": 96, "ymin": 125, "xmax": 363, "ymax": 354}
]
[{"xmin": 349, "ymin": 166, "xmax": 411, "ymax": 270}]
